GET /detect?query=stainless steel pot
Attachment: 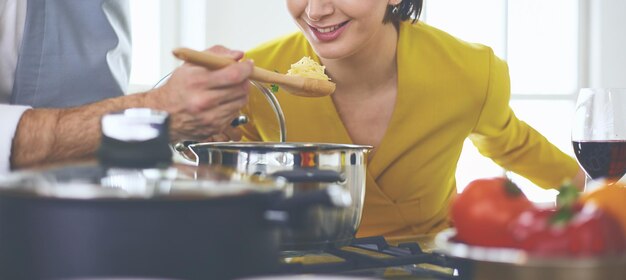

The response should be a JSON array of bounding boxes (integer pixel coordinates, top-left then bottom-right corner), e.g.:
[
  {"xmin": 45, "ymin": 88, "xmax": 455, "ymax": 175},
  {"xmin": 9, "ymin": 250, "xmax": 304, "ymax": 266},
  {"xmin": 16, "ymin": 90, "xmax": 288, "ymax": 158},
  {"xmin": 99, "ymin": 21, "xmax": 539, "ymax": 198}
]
[{"xmin": 186, "ymin": 142, "xmax": 371, "ymax": 250}]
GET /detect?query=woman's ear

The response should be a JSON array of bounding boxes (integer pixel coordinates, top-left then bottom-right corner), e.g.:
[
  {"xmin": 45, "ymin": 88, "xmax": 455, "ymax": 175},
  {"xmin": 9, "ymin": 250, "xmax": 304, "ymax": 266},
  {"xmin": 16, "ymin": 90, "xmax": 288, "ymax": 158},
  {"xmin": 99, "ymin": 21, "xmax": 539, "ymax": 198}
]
[{"xmin": 388, "ymin": 0, "xmax": 402, "ymax": 5}]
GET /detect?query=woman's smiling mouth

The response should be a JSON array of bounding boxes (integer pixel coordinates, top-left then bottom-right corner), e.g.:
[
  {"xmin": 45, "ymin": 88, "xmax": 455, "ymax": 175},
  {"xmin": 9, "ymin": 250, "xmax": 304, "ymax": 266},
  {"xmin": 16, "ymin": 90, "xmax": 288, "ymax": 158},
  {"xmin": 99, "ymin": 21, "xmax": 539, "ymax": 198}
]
[{"xmin": 309, "ymin": 20, "xmax": 350, "ymax": 42}]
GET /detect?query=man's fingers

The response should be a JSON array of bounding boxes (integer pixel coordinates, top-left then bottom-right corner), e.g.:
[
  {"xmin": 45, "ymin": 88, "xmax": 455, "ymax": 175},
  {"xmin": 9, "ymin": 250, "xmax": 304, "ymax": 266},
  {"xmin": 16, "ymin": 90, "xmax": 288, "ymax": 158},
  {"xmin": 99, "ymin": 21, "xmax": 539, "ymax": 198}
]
[
  {"xmin": 186, "ymin": 83, "xmax": 249, "ymax": 113},
  {"xmin": 184, "ymin": 60, "xmax": 252, "ymax": 91},
  {"xmin": 206, "ymin": 45, "xmax": 244, "ymax": 61},
  {"xmin": 204, "ymin": 127, "xmax": 242, "ymax": 143},
  {"xmin": 223, "ymin": 127, "xmax": 243, "ymax": 141},
  {"xmin": 160, "ymin": 45, "xmax": 251, "ymax": 142},
  {"xmin": 201, "ymin": 60, "xmax": 254, "ymax": 88},
  {"xmin": 193, "ymin": 101, "xmax": 247, "ymax": 128}
]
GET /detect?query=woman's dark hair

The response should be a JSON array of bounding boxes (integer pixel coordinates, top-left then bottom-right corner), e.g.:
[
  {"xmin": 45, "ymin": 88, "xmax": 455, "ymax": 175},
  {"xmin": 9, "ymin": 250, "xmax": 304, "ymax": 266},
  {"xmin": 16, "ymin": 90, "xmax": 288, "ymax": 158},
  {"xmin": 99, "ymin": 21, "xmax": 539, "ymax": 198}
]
[{"xmin": 383, "ymin": 0, "xmax": 423, "ymax": 24}]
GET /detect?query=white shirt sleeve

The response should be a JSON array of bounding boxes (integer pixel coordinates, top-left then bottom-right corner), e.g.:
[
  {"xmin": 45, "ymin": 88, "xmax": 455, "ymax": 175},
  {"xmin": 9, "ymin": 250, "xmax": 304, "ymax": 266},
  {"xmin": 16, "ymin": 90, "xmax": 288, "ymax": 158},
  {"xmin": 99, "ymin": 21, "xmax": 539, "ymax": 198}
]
[
  {"xmin": 0, "ymin": 104, "xmax": 31, "ymax": 174},
  {"xmin": 0, "ymin": 0, "xmax": 27, "ymax": 102},
  {"xmin": 103, "ymin": 0, "xmax": 131, "ymax": 95}
]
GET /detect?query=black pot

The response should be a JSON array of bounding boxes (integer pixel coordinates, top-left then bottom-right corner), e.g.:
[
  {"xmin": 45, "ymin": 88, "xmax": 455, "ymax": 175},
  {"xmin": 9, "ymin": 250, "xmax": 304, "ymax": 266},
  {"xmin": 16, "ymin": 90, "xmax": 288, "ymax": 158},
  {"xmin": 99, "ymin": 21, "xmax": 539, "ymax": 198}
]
[{"xmin": 0, "ymin": 164, "xmax": 347, "ymax": 280}]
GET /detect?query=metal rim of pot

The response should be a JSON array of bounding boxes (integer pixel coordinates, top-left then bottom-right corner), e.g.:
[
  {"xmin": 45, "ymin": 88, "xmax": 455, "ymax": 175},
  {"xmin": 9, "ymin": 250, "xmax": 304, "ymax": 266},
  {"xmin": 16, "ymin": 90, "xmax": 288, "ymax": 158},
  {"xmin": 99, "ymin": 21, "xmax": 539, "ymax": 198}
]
[{"xmin": 0, "ymin": 164, "xmax": 287, "ymax": 201}]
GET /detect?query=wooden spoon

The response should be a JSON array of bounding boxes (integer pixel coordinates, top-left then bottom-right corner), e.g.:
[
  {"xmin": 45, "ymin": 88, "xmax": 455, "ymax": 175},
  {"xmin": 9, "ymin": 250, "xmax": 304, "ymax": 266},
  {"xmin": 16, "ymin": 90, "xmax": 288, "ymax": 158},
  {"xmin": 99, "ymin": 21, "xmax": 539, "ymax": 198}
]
[{"xmin": 172, "ymin": 48, "xmax": 335, "ymax": 97}]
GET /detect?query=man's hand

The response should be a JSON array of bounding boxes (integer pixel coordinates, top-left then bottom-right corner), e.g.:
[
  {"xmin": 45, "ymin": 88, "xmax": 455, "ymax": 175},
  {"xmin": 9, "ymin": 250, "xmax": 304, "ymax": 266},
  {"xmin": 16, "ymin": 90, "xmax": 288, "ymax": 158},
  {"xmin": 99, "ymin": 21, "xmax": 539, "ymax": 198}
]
[
  {"xmin": 10, "ymin": 45, "xmax": 252, "ymax": 170},
  {"xmin": 146, "ymin": 45, "xmax": 253, "ymax": 142},
  {"xmin": 202, "ymin": 126, "xmax": 243, "ymax": 142}
]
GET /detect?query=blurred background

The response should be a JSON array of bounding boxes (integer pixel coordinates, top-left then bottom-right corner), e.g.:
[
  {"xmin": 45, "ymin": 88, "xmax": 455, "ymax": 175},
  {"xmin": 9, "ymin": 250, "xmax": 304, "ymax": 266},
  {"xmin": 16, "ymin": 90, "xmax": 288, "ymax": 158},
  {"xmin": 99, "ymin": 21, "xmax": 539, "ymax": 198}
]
[{"xmin": 127, "ymin": 0, "xmax": 626, "ymax": 203}]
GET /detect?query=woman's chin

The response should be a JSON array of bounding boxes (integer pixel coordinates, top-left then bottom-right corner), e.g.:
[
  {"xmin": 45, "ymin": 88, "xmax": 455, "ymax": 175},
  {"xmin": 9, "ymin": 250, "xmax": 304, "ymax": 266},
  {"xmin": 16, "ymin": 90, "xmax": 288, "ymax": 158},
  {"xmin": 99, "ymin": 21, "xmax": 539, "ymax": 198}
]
[{"xmin": 310, "ymin": 46, "xmax": 354, "ymax": 61}]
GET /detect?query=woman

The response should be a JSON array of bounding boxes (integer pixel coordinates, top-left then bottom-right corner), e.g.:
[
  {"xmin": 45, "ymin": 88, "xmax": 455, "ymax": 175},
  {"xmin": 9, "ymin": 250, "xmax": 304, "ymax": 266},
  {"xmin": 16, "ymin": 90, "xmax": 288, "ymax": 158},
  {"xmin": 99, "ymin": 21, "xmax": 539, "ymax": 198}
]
[{"xmin": 240, "ymin": 0, "xmax": 584, "ymax": 238}]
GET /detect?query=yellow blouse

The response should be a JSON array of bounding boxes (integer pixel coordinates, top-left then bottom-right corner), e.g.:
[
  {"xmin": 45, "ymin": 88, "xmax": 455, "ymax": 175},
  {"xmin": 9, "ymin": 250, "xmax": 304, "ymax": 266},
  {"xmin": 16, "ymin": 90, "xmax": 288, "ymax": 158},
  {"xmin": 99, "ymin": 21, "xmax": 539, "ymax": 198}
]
[{"xmin": 241, "ymin": 21, "xmax": 579, "ymax": 238}]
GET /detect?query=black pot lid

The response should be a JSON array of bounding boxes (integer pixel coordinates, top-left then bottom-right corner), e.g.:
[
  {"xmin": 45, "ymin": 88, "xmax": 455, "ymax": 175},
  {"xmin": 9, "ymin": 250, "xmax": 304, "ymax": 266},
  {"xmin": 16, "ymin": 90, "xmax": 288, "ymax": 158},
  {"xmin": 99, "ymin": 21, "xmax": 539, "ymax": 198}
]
[{"xmin": 0, "ymin": 163, "xmax": 286, "ymax": 200}]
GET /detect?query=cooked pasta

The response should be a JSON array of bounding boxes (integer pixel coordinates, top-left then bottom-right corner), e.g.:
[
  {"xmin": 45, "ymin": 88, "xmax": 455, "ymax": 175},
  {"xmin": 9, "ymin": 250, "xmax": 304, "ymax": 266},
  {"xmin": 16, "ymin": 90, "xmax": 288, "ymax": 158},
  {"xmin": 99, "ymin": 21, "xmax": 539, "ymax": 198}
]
[{"xmin": 286, "ymin": 56, "xmax": 330, "ymax": 81}]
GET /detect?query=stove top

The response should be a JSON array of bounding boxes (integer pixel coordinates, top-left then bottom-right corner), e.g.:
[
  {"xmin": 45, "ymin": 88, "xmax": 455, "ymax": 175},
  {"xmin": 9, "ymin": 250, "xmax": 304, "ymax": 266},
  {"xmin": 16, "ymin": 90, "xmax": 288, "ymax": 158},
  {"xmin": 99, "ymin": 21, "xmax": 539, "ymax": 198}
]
[{"xmin": 276, "ymin": 236, "xmax": 460, "ymax": 279}]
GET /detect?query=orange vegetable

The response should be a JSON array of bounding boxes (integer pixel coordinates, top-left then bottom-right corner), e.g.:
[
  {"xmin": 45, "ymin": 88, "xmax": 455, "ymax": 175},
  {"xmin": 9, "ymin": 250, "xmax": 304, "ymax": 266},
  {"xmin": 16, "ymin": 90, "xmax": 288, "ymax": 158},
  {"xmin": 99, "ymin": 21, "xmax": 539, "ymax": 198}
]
[{"xmin": 581, "ymin": 182, "xmax": 626, "ymax": 235}]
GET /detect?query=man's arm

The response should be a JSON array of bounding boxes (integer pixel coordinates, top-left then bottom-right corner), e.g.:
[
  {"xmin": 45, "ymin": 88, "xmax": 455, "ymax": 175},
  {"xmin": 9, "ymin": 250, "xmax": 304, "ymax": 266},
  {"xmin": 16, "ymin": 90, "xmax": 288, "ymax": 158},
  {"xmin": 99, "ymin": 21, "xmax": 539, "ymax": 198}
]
[
  {"xmin": 10, "ymin": 46, "xmax": 253, "ymax": 170},
  {"xmin": 11, "ymin": 92, "xmax": 145, "ymax": 168}
]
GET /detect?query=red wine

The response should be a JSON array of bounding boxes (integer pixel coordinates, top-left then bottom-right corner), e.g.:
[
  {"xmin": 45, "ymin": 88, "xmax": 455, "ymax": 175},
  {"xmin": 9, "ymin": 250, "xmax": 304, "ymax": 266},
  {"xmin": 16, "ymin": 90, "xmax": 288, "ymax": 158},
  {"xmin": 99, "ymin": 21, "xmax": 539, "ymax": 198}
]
[{"xmin": 572, "ymin": 140, "xmax": 626, "ymax": 180}]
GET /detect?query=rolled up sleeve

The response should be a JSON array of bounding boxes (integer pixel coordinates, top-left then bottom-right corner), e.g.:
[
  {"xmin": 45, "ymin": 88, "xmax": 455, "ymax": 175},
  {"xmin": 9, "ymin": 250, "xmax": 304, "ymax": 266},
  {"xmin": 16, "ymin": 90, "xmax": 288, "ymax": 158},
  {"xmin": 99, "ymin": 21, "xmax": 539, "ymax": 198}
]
[{"xmin": 0, "ymin": 104, "xmax": 30, "ymax": 174}]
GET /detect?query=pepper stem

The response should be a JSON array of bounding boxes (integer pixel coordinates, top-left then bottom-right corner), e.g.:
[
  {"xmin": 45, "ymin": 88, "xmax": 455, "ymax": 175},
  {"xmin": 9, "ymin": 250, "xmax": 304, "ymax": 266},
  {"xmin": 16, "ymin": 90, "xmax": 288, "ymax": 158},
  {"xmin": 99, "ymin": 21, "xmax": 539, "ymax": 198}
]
[
  {"xmin": 550, "ymin": 181, "xmax": 580, "ymax": 226},
  {"xmin": 503, "ymin": 178, "xmax": 524, "ymax": 196},
  {"xmin": 556, "ymin": 180, "xmax": 579, "ymax": 208}
]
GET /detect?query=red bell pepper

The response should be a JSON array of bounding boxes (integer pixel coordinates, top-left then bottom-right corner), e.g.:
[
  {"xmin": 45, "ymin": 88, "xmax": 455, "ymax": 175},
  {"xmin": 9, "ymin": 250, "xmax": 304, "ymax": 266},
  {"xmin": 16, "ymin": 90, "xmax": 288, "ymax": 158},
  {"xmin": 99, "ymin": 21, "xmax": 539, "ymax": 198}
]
[
  {"xmin": 510, "ymin": 184, "xmax": 626, "ymax": 257},
  {"xmin": 451, "ymin": 177, "xmax": 534, "ymax": 248}
]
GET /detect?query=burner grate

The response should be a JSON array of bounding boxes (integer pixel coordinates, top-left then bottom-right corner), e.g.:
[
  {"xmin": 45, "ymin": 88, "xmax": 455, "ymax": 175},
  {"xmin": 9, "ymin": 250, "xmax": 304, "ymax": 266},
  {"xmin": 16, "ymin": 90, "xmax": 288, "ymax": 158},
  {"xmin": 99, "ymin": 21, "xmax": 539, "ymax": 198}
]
[{"xmin": 278, "ymin": 236, "xmax": 459, "ymax": 279}]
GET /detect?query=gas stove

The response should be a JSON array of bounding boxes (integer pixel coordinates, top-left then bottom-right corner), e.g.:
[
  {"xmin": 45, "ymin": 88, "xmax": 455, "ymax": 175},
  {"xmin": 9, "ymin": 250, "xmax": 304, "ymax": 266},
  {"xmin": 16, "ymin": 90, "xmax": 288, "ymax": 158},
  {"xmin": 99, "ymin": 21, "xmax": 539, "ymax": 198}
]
[{"xmin": 275, "ymin": 236, "xmax": 460, "ymax": 279}]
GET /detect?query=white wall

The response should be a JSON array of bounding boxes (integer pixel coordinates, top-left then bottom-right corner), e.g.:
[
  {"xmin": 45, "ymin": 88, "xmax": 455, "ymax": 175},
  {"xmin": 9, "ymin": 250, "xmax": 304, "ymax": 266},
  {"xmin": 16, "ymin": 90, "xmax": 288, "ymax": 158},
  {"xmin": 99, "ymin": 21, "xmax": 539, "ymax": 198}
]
[
  {"xmin": 131, "ymin": 0, "xmax": 298, "ymax": 90},
  {"xmin": 204, "ymin": 1, "xmax": 297, "ymax": 51},
  {"xmin": 131, "ymin": 0, "xmax": 626, "ymax": 90},
  {"xmin": 588, "ymin": 0, "xmax": 626, "ymax": 88}
]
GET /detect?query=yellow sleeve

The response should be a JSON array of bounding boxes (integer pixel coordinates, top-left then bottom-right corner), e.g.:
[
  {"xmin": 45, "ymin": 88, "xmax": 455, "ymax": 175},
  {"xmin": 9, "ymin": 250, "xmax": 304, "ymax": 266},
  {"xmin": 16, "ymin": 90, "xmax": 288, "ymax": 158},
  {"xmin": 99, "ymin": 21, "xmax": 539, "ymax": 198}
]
[{"xmin": 468, "ymin": 50, "xmax": 578, "ymax": 189}]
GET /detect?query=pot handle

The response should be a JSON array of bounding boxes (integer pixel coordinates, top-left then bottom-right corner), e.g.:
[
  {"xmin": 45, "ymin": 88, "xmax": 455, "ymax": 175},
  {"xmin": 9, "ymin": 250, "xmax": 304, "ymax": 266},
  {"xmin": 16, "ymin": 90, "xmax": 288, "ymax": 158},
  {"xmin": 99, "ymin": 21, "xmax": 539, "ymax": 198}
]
[
  {"xmin": 173, "ymin": 140, "xmax": 199, "ymax": 163},
  {"xmin": 172, "ymin": 116, "xmax": 248, "ymax": 163},
  {"xmin": 270, "ymin": 169, "xmax": 345, "ymax": 183}
]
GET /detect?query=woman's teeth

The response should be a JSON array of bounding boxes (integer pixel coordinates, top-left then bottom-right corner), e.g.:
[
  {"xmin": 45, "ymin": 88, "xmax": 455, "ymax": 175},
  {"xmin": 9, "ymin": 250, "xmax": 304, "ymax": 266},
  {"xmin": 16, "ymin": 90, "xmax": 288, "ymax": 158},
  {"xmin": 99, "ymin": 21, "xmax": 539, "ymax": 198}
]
[{"xmin": 315, "ymin": 23, "xmax": 342, "ymax": 33}]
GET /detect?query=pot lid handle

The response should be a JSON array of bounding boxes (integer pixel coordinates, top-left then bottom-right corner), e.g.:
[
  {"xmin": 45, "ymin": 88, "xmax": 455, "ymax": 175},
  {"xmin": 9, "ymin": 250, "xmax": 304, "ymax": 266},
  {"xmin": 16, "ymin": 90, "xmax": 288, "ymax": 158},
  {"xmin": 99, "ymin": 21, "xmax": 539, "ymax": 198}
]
[{"xmin": 270, "ymin": 169, "xmax": 345, "ymax": 183}]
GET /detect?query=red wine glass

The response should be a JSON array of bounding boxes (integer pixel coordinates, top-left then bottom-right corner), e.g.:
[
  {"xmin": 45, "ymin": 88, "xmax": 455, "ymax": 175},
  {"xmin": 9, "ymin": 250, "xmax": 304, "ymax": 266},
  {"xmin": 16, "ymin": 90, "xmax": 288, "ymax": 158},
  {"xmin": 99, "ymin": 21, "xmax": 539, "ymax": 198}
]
[{"xmin": 572, "ymin": 88, "xmax": 626, "ymax": 187}]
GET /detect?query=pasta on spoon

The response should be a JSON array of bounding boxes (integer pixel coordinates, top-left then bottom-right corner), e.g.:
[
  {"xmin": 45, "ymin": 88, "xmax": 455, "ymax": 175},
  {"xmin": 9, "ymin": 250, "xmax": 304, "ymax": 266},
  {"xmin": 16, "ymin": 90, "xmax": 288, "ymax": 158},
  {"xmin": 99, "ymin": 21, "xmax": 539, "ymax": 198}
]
[{"xmin": 287, "ymin": 56, "xmax": 331, "ymax": 81}]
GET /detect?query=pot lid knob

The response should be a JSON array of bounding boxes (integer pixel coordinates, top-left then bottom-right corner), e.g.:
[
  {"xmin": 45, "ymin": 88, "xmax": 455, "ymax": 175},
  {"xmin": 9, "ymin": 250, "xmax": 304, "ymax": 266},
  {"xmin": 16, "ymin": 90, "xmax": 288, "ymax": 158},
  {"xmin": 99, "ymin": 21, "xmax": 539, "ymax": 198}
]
[{"xmin": 97, "ymin": 108, "xmax": 172, "ymax": 169}]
